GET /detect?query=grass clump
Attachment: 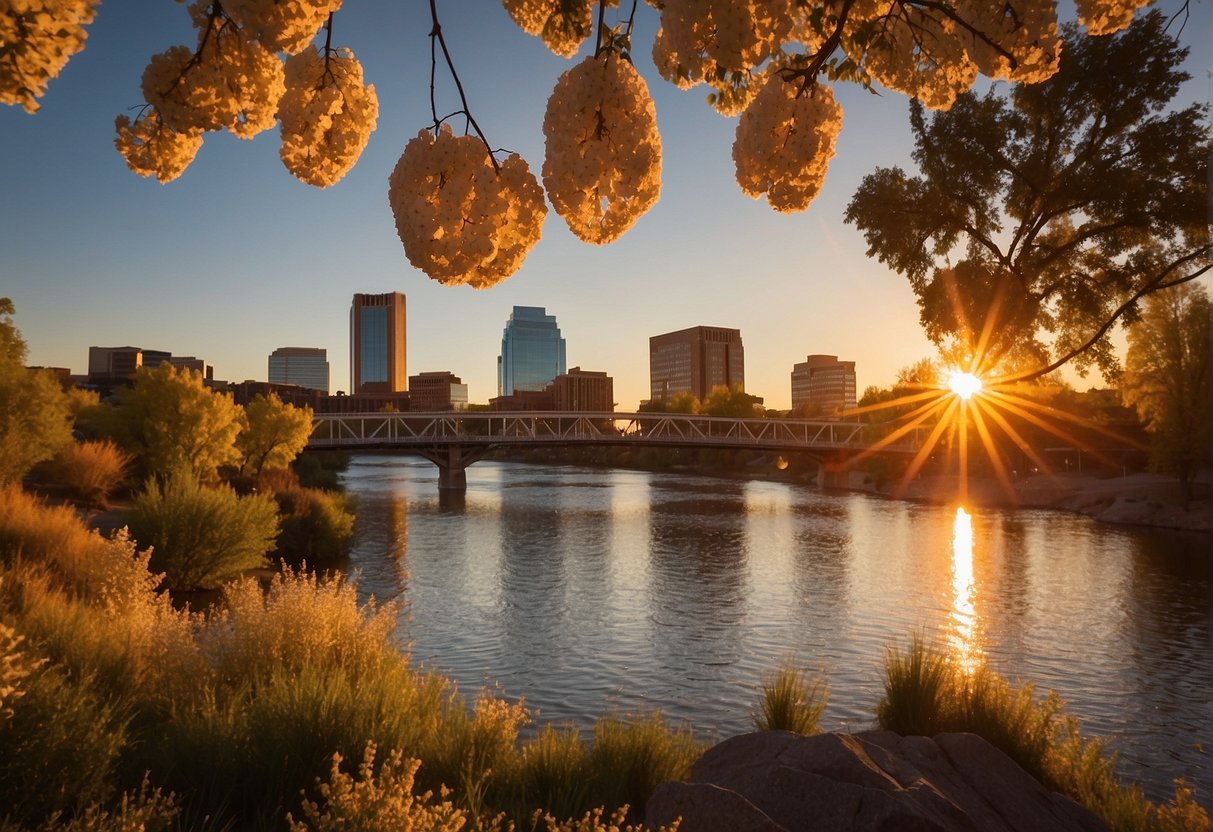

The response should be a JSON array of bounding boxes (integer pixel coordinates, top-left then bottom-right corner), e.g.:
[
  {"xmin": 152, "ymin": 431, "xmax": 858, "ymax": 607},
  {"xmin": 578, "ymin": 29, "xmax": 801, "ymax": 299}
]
[
  {"xmin": 877, "ymin": 635, "xmax": 1210, "ymax": 832},
  {"xmin": 753, "ymin": 660, "xmax": 828, "ymax": 735},
  {"xmin": 585, "ymin": 712, "xmax": 704, "ymax": 825},
  {"xmin": 44, "ymin": 439, "xmax": 131, "ymax": 510}
]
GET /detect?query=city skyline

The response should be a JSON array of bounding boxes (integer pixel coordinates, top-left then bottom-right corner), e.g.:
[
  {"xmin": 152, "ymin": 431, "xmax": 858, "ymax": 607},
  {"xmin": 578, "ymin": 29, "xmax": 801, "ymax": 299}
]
[{"xmin": 2, "ymin": 2, "xmax": 1208, "ymax": 410}]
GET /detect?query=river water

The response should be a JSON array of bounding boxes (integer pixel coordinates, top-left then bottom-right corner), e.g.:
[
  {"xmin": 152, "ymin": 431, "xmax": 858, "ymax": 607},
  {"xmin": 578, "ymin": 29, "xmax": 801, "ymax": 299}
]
[{"xmin": 341, "ymin": 455, "xmax": 1212, "ymax": 804}]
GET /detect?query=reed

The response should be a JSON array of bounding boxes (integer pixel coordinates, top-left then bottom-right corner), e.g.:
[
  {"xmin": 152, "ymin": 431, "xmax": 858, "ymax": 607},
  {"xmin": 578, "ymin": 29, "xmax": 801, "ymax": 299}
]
[{"xmin": 753, "ymin": 660, "xmax": 827, "ymax": 735}]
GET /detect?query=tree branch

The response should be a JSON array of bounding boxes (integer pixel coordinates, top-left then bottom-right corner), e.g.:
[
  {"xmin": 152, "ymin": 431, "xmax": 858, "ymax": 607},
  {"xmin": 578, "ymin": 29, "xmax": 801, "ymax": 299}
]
[{"xmin": 428, "ymin": 0, "xmax": 498, "ymax": 172}]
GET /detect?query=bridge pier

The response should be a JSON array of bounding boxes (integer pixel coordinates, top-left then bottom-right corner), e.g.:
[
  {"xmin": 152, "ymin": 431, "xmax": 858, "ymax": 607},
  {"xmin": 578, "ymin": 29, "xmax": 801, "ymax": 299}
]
[{"xmin": 421, "ymin": 444, "xmax": 488, "ymax": 493}]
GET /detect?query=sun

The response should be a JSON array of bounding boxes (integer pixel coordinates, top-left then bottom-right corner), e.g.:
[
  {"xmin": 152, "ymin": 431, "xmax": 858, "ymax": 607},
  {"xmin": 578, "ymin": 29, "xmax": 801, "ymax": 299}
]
[{"xmin": 948, "ymin": 371, "xmax": 983, "ymax": 401}]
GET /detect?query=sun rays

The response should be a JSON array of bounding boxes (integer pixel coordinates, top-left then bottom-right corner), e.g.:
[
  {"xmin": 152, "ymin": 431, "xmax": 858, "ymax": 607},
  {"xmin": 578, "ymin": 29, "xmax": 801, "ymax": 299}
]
[{"xmin": 839, "ymin": 294, "xmax": 1143, "ymax": 505}]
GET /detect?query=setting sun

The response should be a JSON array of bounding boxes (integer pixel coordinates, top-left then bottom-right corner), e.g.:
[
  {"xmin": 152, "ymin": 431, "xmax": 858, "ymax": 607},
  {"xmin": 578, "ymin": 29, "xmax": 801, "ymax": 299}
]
[{"xmin": 948, "ymin": 371, "xmax": 983, "ymax": 401}]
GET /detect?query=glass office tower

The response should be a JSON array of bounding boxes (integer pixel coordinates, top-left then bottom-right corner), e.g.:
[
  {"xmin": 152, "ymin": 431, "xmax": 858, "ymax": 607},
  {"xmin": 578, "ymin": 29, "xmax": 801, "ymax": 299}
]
[
  {"xmin": 497, "ymin": 306, "xmax": 566, "ymax": 396},
  {"xmin": 350, "ymin": 292, "xmax": 406, "ymax": 394},
  {"xmin": 269, "ymin": 347, "xmax": 330, "ymax": 394}
]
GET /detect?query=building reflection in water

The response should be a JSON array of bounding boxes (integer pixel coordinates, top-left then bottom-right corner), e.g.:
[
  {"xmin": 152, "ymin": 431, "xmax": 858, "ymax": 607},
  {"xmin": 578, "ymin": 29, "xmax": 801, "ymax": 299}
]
[{"xmin": 949, "ymin": 506, "xmax": 982, "ymax": 671}]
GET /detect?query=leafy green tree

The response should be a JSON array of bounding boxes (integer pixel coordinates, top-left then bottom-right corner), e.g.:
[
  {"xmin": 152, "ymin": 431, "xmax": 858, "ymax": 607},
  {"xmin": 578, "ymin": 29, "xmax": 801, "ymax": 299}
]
[
  {"xmin": 236, "ymin": 394, "xmax": 314, "ymax": 479},
  {"xmin": 0, "ymin": 298, "xmax": 72, "ymax": 485},
  {"xmin": 129, "ymin": 469, "xmax": 279, "ymax": 590},
  {"xmin": 667, "ymin": 391, "xmax": 700, "ymax": 414},
  {"xmin": 1121, "ymin": 283, "xmax": 1210, "ymax": 506},
  {"xmin": 701, "ymin": 384, "xmax": 763, "ymax": 417},
  {"xmin": 846, "ymin": 12, "xmax": 1209, "ymax": 381},
  {"xmin": 113, "ymin": 362, "xmax": 245, "ymax": 482}
]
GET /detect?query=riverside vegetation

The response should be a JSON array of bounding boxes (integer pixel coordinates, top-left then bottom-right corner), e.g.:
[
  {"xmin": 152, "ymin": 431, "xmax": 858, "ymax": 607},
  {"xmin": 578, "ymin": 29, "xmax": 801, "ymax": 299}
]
[{"xmin": 1, "ymin": 487, "xmax": 1209, "ymax": 832}]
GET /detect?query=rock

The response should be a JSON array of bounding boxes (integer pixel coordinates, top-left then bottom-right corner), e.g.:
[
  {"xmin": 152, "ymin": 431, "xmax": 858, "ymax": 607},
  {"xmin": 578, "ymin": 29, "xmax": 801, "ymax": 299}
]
[{"xmin": 643, "ymin": 731, "xmax": 1109, "ymax": 832}]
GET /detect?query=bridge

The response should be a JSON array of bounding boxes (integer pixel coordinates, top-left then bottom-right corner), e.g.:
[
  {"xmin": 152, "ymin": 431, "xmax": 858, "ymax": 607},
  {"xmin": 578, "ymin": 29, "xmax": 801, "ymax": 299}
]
[{"xmin": 308, "ymin": 411, "xmax": 924, "ymax": 490}]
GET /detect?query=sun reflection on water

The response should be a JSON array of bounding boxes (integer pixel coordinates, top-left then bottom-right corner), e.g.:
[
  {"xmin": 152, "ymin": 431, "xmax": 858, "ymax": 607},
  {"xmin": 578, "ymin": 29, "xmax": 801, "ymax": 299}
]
[{"xmin": 950, "ymin": 506, "xmax": 981, "ymax": 671}]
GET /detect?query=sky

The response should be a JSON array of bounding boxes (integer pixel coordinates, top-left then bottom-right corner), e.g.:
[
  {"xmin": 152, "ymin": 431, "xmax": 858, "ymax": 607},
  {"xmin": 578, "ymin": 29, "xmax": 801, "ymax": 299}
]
[{"xmin": 2, "ymin": 1, "xmax": 1209, "ymax": 410}]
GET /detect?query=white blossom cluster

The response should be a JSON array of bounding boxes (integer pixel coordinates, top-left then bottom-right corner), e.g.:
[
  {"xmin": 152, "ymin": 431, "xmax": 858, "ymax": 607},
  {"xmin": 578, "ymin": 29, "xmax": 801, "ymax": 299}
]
[
  {"xmin": 387, "ymin": 126, "xmax": 547, "ymax": 289},
  {"xmin": 651, "ymin": 0, "xmax": 798, "ymax": 115},
  {"xmin": 848, "ymin": 0, "xmax": 977, "ymax": 110},
  {"xmin": 954, "ymin": 0, "xmax": 1062, "ymax": 83},
  {"xmin": 0, "ymin": 0, "xmax": 98, "ymax": 113},
  {"xmin": 114, "ymin": 108, "xmax": 205, "ymax": 184},
  {"xmin": 1073, "ymin": 0, "xmax": 1145, "ymax": 35},
  {"xmin": 500, "ymin": 0, "xmax": 609, "ymax": 58},
  {"xmin": 141, "ymin": 4, "xmax": 286, "ymax": 140},
  {"xmin": 542, "ymin": 54, "xmax": 662, "ymax": 244},
  {"xmin": 278, "ymin": 46, "xmax": 378, "ymax": 187},
  {"xmin": 733, "ymin": 73, "xmax": 842, "ymax": 212},
  {"xmin": 222, "ymin": 0, "xmax": 341, "ymax": 55}
]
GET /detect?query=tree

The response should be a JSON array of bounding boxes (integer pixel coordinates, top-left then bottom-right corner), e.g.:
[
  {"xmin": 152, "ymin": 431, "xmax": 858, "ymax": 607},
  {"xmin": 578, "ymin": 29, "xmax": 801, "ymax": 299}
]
[
  {"xmin": 4, "ymin": 0, "xmax": 1163, "ymax": 289},
  {"xmin": 0, "ymin": 298, "xmax": 72, "ymax": 486},
  {"xmin": 236, "ymin": 394, "xmax": 314, "ymax": 479},
  {"xmin": 701, "ymin": 384, "xmax": 763, "ymax": 417},
  {"xmin": 112, "ymin": 362, "xmax": 245, "ymax": 482},
  {"xmin": 846, "ymin": 11, "xmax": 1209, "ymax": 382},
  {"xmin": 1120, "ymin": 282, "xmax": 1210, "ymax": 506}
]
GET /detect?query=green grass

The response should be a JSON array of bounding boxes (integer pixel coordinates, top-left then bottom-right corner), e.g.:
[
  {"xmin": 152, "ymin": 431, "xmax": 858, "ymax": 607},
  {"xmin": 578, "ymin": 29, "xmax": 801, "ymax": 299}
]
[{"xmin": 753, "ymin": 660, "xmax": 828, "ymax": 735}]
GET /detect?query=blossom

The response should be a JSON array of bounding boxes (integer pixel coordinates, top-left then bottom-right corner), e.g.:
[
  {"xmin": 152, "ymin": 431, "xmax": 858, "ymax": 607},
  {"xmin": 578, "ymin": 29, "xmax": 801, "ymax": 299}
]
[
  {"xmin": 388, "ymin": 126, "xmax": 547, "ymax": 288},
  {"xmin": 733, "ymin": 73, "xmax": 842, "ymax": 212},
  {"xmin": 222, "ymin": 0, "xmax": 342, "ymax": 55},
  {"xmin": 278, "ymin": 46, "xmax": 378, "ymax": 187},
  {"xmin": 542, "ymin": 53, "xmax": 662, "ymax": 243},
  {"xmin": 114, "ymin": 107, "xmax": 205, "ymax": 183},
  {"xmin": 0, "ymin": 0, "xmax": 98, "ymax": 113}
]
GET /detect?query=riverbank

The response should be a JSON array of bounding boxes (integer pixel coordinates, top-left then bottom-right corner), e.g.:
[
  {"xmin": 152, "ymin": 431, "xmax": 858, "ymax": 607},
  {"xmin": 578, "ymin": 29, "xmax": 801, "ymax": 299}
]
[{"xmin": 887, "ymin": 471, "xmax": 1211, "ymax": 533}]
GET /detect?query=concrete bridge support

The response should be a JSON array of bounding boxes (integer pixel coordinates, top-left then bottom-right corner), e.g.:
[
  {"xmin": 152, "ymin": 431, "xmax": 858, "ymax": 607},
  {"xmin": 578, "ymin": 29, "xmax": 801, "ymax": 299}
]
[{"xmin": 419, "ymin": 444, "xmax": 492, "ymax": 493}]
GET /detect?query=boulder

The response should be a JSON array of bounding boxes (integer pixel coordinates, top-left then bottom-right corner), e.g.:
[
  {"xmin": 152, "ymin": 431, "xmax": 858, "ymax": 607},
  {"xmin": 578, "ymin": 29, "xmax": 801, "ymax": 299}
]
[{"xmin": 644, "ymin": 731, "xmax": 1109, "ymax": 832}]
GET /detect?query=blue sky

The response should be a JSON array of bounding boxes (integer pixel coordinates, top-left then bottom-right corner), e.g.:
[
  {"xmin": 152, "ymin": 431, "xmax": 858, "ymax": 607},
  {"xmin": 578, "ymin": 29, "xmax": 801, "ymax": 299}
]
[{"xmin": 2, "ymin": 1, "xmax": 1208, "ymax": 409}]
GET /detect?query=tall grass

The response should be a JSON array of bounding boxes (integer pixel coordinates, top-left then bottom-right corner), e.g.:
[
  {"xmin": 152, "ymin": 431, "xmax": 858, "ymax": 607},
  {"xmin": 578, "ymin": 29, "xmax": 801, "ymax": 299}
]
[
  {"xmin": 877, "ymin": 636, "xmax": 1211, "ymax": 832},
  {"xmin": 584, "ymin": 712, "xmax": 705, "ymax": 824},
  {"xmin": 753, "ymin": 661, "xmax": 828, "ymax": 735},
  {"xmin": 46, "ymin": 439, "xmax": 131, "ymax": 510}
]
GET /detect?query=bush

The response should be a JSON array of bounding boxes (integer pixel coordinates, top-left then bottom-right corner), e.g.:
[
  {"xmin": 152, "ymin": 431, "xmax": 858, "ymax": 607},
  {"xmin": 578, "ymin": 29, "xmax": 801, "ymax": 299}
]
[
  {"xmin": 273, "ymin": 486, "xmax": 357, "ymax": 564},
  {"xmin": 753, "ymin": 661, "xmax": 828, "ymax": 735},
  {"xmin": 45, "ymin": 439, "xmax": 131, "ymax": 509},
  {"xmin": 128, "ymin": 471, "xmax": 279, "ymax": 591}
]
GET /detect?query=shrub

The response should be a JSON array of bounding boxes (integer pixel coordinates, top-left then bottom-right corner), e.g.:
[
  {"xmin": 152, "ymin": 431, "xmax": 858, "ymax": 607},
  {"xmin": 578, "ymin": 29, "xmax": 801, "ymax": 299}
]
[
  {"xmin": 273, "ymin": 486, "xmax": 357, "ymax": 564},
  {"xmin": 45, "ymin": 439, "xmax": 131, "ymax": 509},
  {"xmin": 128, "ymin": 470, "xmax": 279, "ymax": 591},
  {"xmin": 510, "ymin": 725, "xmax": 591, "ymax": 824},
  {"xmin": 287, "ymin": 742, "xmax": 466, "ymax": 832}
]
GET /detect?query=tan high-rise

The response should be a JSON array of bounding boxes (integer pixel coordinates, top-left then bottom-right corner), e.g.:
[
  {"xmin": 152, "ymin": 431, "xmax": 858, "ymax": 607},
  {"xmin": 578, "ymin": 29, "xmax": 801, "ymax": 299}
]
[
  {"xmin": 649, "ymin": 326, "xmax": 744, "ymax": 402},
  {"xmin": 350, "ymin": 292, "xmax": 406, "ymax": 395}
]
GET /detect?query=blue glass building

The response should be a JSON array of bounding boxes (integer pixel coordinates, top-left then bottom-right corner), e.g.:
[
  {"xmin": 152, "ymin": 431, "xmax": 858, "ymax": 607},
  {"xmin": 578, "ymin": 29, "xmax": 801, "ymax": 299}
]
[{"xmin": 497, "ymin": 306, "xmax": 566, "ymax": 396}]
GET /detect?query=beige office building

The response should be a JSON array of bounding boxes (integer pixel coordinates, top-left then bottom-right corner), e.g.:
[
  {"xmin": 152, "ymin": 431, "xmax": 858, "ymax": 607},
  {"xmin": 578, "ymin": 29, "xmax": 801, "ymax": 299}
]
[
  {"xmin": 649, "ymin": 325, "xmax": 744, "ymax": 402},
  {"xmin": 791, "ymin": 354, "xmax": 857, "ymax": 418}
]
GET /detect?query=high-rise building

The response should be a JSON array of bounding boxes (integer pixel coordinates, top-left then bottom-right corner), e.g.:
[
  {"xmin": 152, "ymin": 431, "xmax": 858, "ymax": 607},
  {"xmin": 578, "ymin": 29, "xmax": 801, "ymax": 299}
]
[
  {"xmin": 269, "ymin": 347, "xmax": 330, "ymax": 394},
  {"xmin": 649, "ymin": 325, "xmax": 744, "ymax": 402},
  {"xmin": 791, "ymin": 354, "xmax": 857, "ymax": 418},
  {"xmin": 350, "ymin": 292, "xmax": 406, "ymax": 395},
  {"xmin": 497, "ymin": 306, "xmax": 566, "ymax": 396}
]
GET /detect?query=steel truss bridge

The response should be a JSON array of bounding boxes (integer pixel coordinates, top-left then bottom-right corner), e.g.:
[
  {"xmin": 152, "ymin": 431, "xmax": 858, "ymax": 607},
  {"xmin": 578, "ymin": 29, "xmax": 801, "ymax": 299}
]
[{"xmin": 308, "ymin": 411, "xmax": 925, "ymax": 490}]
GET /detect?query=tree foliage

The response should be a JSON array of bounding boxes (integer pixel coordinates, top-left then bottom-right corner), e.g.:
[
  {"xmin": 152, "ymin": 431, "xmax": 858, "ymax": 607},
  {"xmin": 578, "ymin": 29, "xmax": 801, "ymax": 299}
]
[
  {"xmin": 701, "ymin": 384, "xmax": 764, "ymax": 417},
  {"xmin": 0, "ymin": 298, "xmax": 73, "ymax": 486},
  {"xmin": 845, "ymin": 11, "xmax": 1210, "ymax": 381},
  {"xmin": 237, "ymin": 394, "xmax": 314, "ymax": 479},
  {"xmin": 1120, "ymin": 282, "xmax": 1210, "ymax": 504},
  {"xmin": 112, "ymin": 362, "xmax": 245, "ymax": 482}
]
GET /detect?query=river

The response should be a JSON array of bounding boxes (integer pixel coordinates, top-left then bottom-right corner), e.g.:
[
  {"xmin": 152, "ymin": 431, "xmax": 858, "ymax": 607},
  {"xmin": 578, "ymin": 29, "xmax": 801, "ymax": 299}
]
[{"xmin": 340, "ymin": 455, "xmax": 1212, "ymax": 804}]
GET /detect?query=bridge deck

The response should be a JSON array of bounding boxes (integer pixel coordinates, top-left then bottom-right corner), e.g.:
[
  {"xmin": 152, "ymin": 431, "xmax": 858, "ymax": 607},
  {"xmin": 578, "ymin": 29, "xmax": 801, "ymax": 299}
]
[{"xmin": 308, "ymin": 411, "xmax": 921, "ymax": 455}]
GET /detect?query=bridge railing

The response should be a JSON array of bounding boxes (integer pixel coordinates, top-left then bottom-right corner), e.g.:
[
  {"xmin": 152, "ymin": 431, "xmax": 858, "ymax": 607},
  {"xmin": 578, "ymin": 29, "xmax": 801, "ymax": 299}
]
[{"xmin": 309, "ymin": 411, "xmax": 924, "ymax": 453}]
